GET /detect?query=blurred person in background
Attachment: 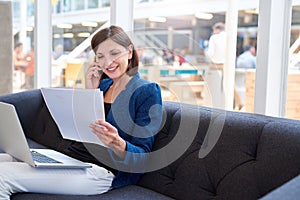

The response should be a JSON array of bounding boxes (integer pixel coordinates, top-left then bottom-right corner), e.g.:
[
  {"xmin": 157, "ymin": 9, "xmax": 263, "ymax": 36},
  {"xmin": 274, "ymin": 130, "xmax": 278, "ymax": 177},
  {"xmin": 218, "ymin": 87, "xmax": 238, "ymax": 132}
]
[
  {"xmin": 236, "ymin": 45, "xmax": 256, "ymax": 69},
  {"xmin": 203, "ymin": 22, "xmax": 227, "ymax": 109},
  {"xmin": 234, "ymin": 45, "xmax": 256, "ymax": 111},
  {"xmin": 162, "ymin": 49, "xmax": 174, "ymax": 65},
  {"xmin": 53, "ymin": 44, "xmax": 64, "ymax": 60},
  {"xmin": 137, "ymin": 46, "xmax": 153, "ymax": 66},
  {"xmin": 173, "ymin": 48, "xmax": 186, "ymax": 66},
  {"xmin": 206, "ymin": 22, "xmax": 227, "ymax": 71},
  {"xmin": 13, "ymin": 42, "xmax": 29, "ymax": 89},
  {"xmin": 24, "ymin": 46, "xmax": 35, "ymax": 89},
  {"xmin": 13, "ymin": 42, "xmax": 28, "ymax": 71}
]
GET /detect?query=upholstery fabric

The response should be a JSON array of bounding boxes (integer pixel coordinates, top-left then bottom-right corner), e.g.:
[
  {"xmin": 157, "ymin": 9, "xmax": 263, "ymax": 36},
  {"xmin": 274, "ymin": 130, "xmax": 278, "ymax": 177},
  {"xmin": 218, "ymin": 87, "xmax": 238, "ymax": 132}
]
[
  {"xmin": 0, "ymin": 89, "xmax": 300, "ymax": 200},
  {"xmin": 260, "ymin": 174, "xmax": 300, "ymax": 200},
  {"xmin": 11, "ymin": 185, "xmax": 173, "ymax": 200},
  {"xmin": 138, "ymin": 102, "xmax": 300, "ymax": 200}
]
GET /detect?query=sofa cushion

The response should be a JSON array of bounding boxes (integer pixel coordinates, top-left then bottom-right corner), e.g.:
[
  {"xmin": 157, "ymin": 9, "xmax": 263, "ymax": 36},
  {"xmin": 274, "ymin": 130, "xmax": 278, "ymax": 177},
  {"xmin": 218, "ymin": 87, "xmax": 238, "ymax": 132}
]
[{"xmin": 11, "ymin": 185, "xmax": 174, "ymax": 200}]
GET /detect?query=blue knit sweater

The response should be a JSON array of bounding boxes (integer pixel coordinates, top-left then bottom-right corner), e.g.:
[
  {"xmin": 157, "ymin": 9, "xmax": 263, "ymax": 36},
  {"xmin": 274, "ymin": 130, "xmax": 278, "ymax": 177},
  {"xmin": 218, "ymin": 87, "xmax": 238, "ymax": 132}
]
[{"xmin": 99, "ymin": 73, "xmax": 163, "ymax": 189}]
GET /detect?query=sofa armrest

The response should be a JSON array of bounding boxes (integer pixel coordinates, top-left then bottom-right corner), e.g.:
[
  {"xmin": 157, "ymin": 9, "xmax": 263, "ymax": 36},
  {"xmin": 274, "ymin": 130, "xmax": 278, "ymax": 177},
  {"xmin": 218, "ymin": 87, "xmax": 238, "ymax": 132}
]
[
  {"xmin": 260, "ymin": 174, "xmax": 300, "ymax": 200},
  {"xmin": 0, "ymin": 89, "xmax": 72, "ymax": 152},
  {"xmin": 0, "ymin": 89, "xmax": 43, "ymax": 137}
]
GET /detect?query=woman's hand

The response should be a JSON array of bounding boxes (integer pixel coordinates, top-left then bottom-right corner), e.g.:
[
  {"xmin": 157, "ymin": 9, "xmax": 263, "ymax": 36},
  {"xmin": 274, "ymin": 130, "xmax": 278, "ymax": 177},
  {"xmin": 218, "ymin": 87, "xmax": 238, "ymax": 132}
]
[
  {"xmin": 90, "ymin": 120, "xmax": 127, "ymax": 159},
  {"xmin": 85, "ymin": 60, "xmax": 102, "ymax": 89}
]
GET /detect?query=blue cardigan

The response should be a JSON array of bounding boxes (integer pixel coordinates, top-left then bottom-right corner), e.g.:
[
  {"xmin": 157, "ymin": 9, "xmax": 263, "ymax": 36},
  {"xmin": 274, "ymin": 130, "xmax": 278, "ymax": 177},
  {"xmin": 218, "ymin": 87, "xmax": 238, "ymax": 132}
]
[{"xmin": 99, "ymin": 73, "xmax": 163, "ymax": 189}]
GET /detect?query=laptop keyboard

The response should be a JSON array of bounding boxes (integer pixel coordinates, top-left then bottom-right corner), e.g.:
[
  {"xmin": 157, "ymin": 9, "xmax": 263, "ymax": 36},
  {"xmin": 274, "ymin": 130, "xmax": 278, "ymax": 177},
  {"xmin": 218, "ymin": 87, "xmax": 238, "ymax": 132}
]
[{"xmin": 31, "ymin": 150, "xmax": 62, "ymax": 163}]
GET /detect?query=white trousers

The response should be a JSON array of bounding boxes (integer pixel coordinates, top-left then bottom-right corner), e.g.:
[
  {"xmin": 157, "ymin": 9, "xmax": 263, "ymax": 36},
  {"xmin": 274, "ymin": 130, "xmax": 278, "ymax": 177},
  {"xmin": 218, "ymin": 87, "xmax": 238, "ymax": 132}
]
[{"xmin": 0, "ymin": 153, "xmax": 115, "ymax": 200}]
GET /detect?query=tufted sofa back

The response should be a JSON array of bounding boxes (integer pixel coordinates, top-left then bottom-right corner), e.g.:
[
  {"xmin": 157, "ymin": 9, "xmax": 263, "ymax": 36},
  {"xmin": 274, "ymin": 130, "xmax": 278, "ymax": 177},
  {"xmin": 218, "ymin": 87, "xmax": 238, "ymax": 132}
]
[{"xmin": 138, "ymin": 101, "xmax": 300, "ymax": 200}]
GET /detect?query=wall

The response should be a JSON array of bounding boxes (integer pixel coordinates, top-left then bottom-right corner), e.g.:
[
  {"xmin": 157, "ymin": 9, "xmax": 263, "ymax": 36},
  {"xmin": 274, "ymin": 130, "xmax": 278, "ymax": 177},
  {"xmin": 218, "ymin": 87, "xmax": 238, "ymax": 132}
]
[{"xmin": 0, "ymin": 1, "xmax": 13, "ymax": 95}]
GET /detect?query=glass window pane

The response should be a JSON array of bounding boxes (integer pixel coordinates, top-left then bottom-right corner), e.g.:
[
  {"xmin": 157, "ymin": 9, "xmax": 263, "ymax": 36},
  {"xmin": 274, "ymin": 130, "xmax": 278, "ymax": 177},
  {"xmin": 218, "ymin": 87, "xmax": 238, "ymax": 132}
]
[
  {"xmin": 12, "ymin": 1, "xmax": 20, "ymax": 19},
  {"xmin": 54, "ymin": 0, "xmax": 62, "ymax": 13},
  {"xmin": 287, "ymin": 1, "xmax": 300, "ymax": 120},
  {"xmin": 133, "ymin": 2, "xmax": 260, "ymax": 112},
  {"xmin": 10, "ymin": 0, "xmax": 297, "ymax": 120},
  {"xmin": 63, "ymin": 0, "xmax": 71, "ymax": 12},
  {"xmin": 27, "ymin": 1, "xmax": 34, "ymax": 17},
  {"xmin": 101, "ymin": 0, "xmax": 110, "ymax": 8},
  {"xmin": 88, "ymin": 0, "xmax": 98, "ymax": 9},
  {"xmin": 73, "ymin": 0, "xmax": 85, "ymax": 11},
  {"xmin": 12, "ymin": 0, "xmax": 35, "ymax": 92},
  {"xmin": 52, "ymin": 21, "xmax": 100, "ymax": 88}
]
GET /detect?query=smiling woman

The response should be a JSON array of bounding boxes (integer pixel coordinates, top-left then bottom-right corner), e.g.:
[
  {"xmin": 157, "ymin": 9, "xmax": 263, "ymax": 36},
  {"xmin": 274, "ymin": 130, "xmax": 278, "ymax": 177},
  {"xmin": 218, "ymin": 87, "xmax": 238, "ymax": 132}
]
[
  {"xmin": 87, "ymin": 25, "xmax": 139, "ymax": 85},
  {"xmin": 0, "ymin": 25, "xmax": 163, "ymax": 198},
  {"xmin": 94, "ymin": 47, "xmax": 130, "ymax": 72}
]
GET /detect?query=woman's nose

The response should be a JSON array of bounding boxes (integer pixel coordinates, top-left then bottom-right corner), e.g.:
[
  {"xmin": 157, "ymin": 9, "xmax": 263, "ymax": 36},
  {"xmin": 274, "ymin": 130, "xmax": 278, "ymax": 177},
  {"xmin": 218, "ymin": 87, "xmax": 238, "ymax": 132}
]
[{"xmin": 102, "ymin": 56, "xmax": 114, "ymax": 68}]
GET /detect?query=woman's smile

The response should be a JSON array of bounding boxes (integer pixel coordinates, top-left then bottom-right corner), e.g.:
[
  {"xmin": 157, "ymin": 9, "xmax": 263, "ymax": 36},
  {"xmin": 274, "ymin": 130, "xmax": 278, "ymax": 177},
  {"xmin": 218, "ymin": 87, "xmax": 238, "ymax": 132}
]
[{"xmin": 105, "ymin": 65, "xmax": 118, "ymax": 72}]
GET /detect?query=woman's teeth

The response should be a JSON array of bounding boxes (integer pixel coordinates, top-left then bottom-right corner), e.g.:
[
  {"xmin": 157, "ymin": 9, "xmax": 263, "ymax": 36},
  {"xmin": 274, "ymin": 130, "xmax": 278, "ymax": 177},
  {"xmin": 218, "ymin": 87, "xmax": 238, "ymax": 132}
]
[{"xmin": 106, "ymin": 66, "xmax": 117, "ymax": 71}]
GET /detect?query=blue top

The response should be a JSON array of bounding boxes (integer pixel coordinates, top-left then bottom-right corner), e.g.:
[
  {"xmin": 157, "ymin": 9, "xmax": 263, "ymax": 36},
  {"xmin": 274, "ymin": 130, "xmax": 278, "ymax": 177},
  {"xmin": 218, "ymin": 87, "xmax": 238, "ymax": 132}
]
[
  {"xmin": 236, "ymin": 51, "xmax": 256, "ymax": 69},
  {"xmin": 99, "ymin": 73, "xmax": 163, "ymax": 189}
]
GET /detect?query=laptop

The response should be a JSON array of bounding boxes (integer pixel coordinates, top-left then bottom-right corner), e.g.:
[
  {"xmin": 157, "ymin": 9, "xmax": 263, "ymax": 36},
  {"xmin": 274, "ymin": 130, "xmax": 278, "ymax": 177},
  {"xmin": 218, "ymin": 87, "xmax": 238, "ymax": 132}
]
[{"xmin": 0, "ymin": 102, "xmax": 91, "ymax": 169}]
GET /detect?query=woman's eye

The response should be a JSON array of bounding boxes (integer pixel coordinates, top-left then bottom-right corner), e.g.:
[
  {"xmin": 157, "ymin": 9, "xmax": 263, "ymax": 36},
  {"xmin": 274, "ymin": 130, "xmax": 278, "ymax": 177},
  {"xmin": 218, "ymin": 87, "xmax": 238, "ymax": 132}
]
[{"xmin": 111, "ymin": 51, "xmax": 121, "ymax": 56}]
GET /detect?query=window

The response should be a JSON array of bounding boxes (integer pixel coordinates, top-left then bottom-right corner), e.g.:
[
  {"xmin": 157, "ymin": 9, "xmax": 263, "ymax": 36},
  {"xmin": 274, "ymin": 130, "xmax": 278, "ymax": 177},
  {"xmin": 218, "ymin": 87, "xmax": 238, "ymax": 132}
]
[
  {"xmin": 88, "ymin": 0, "xmax": 99, "ymax": 9},
  {"xmin": 101, "ymin": 0, "xmax": 110, "ymax": 8},
  {"xmin": 73, "ymin": 0, "xmax": 85, "ymax": 10}
]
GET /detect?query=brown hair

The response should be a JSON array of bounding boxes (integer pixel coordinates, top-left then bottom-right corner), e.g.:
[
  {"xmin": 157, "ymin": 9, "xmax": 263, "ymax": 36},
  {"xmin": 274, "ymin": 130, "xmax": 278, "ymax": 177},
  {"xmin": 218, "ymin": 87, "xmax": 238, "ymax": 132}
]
[{"xmin": 91, "ymin": 25, "xmax": 139, "ymax": 80}]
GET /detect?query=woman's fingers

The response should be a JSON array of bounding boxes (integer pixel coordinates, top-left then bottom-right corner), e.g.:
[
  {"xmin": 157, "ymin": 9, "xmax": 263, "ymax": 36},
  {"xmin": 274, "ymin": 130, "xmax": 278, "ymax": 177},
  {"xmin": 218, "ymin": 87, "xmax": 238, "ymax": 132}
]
[
  {"xmin": 95, "ymin": 120, "xmax": 115, "ymax": 131},
  {"xmin": 89, "ymin": 121, "xmax": 119, "ymax": 147},
  {"xmin": 87, "ymin": 63, "xmax": 101, "ymax": 76},
  {"xmin": 85, "ymin": 62, "xmax": 102, "ymax": 88}
]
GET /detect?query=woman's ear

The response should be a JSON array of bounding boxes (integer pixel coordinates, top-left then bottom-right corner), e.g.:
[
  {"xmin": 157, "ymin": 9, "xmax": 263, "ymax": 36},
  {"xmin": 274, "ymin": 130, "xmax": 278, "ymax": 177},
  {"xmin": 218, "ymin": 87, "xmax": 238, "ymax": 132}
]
[{"xmin": 127, "ymin": 44, "xmax": 133, "ymax": 59}]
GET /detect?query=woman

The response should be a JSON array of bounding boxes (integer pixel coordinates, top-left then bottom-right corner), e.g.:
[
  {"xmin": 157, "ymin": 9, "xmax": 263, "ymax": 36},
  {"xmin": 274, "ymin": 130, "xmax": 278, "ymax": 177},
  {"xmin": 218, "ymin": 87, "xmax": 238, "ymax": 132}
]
[{"xmin": 0, "ymin": 25, "xmax": 163, "ymax": 198}]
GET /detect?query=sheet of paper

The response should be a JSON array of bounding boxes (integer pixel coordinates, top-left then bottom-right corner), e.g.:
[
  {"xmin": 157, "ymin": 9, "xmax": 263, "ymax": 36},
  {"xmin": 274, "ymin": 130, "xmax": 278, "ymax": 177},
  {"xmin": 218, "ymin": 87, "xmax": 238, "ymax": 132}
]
[{"xmin": 41, "ymin": 88, "xmax": 105, "ymax": 146}]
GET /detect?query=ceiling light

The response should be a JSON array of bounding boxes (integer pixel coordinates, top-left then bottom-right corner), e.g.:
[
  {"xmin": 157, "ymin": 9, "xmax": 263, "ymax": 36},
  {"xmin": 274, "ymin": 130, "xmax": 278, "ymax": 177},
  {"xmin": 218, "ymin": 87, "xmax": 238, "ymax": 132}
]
[
  {"xmin": 77, "ymin": 32, "xmax": 91, "ymax": 37},
  {"xmin": 51, "ymin": 0, "xmax": 58, "ymax": 5},
  {"xmin": 81, "ymin": 21, "xmax": 98, "ymax": 27},
  {"xmin": 245, "ymin": 8, "xmax": 259, "ymax": 14},
  {"xmin": 30, "ymin": 0, "xmax": 58, "ymax": 5},
  {"xmin": 62, "ymin": 33, "xmax": 74, "ymax": 38},
  {"xmin": 148, "ymin": 16, "xmax": 167, "ymax": 23},
  {"xmin": 195, "ymin": 13, "xmax": 213, "ymax": 20},
  {"xmin": 26, "ymin": 26, "xmax": 33, "ymax": 31},
  {"xmin": 57, "ymin": 23, "xmax": 72, "ymax": 29},
  {"xmin": 53, "ymin": 34, "xmax": 61, "ymax": 38}
]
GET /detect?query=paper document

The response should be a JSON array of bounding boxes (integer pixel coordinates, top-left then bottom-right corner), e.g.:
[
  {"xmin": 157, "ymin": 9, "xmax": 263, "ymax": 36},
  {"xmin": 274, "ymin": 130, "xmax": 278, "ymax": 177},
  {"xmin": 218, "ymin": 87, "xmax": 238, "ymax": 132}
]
[{"xmin": 41, "ymin": 88, "xmax": 105, "ymax": 146}]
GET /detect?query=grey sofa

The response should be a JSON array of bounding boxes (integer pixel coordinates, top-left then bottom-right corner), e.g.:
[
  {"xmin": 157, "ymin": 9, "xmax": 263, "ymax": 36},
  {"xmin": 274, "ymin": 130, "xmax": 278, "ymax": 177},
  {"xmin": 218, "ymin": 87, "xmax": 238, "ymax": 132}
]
[{"xmin": 0, "ymin": 89, "xmax": 300, "ymax": 200}]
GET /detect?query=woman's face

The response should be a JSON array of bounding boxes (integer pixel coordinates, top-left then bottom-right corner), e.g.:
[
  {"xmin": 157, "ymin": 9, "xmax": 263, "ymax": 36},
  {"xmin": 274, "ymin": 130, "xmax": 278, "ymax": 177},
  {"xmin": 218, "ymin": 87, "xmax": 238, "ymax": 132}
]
[{"xmin": 95, "ymin": 38, "xmax": 133, "ymax": 80}]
